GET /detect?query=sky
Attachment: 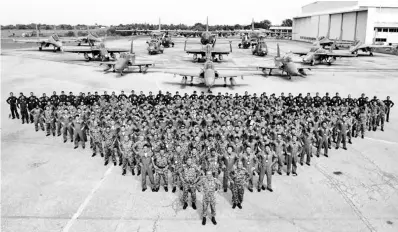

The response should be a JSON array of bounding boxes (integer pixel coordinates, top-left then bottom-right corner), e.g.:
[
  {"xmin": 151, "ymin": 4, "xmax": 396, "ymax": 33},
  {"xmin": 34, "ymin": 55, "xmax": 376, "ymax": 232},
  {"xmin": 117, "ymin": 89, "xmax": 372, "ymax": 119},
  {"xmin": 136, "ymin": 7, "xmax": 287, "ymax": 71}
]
[{"xmin": 0, "ymin": 0, "xmax": 315, "ymax": 26}]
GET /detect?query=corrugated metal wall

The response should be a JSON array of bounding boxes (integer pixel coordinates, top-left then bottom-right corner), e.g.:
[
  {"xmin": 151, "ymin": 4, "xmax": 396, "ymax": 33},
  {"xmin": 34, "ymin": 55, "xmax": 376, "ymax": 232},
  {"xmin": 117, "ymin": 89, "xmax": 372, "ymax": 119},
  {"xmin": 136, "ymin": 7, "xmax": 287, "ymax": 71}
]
[
  {"xmin": 329, "ymin": 14, "xmax": 342, "ymax": 39},
  {"xmin": 342, "ymin": 12, "xmax": 357, "ymax": 40},
  {"xmin": 355, "ymin": 11, "xmax": 367, "ymax": 42},
  {"xmin": 318, "ymin": 15, "xmax": 330, "ymax": 38}
]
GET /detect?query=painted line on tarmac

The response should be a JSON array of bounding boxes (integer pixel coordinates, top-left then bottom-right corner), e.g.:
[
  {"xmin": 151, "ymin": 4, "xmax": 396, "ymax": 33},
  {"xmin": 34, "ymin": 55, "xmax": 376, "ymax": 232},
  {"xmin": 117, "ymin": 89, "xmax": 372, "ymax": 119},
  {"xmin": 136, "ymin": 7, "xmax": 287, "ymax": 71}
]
[
  {"xmin": 364, "ymin": 137, "xmax": 398, "ymax": 145},
  {"xmin": 61, "ymin": 166, "xmax": 114, "ymax": 232}
]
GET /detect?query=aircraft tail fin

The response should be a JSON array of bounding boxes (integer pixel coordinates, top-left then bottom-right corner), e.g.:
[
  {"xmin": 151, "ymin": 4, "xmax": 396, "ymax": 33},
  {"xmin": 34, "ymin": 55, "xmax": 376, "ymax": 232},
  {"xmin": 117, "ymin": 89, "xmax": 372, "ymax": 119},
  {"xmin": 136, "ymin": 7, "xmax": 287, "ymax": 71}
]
[
  {"xmin": 330, "ymin": 40, "xmax": 335, "ymax": 52},
  {"xmin": 206, "ymin": 16, "xmax": 209, "ymax": 32},
  {"xmin": 130, "ymin": 37, "xmax": 134, "ymax": 53},
  {"xmin": 36, "ymin": 24, "xmax": 39, "ymax": 39},
  {"xmin": 277, "ymin": 43, "xmax": 280, "ymax": 57},
  {"xmin": 159, "ymin": 18, "xmax": 161, "ymax": 31},
  {"xmin": 252, "ymin": 18, "xmax": 254, "ymax": 31}
]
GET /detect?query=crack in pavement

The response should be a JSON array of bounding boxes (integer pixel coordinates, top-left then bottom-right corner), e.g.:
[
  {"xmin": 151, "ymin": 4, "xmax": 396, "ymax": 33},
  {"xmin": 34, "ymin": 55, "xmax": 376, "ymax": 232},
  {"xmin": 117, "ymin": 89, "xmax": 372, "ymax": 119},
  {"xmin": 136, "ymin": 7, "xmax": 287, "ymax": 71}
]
[{"xmin": 314, "ymin": 163, "xmax": 377, "ymax": 232}]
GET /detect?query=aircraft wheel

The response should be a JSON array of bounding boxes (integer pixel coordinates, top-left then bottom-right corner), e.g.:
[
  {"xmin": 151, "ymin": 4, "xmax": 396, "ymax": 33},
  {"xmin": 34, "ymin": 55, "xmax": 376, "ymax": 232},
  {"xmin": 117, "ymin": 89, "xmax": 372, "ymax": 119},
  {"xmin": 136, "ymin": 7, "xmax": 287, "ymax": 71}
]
[
  {"xmin": 39, "ymin": 47, "xmax": 42, "ymax": 51},
  {"xmin": 370, "ymin": 52, "xmax": 374, "ymax": 56},
  {"xmin": 224, "ymin": 84, "xmax": 227, "ymax": 87},
  {"xmin": 288, "ymin": 76, "xmax": 292, "ymax": 80},
  {"xmin": 311, "ymin": 60, "xmax": 315, "ymax": 66},
  {"xmin": 78, "ymin": 43, "xmax": 81, "ymax": 46}
]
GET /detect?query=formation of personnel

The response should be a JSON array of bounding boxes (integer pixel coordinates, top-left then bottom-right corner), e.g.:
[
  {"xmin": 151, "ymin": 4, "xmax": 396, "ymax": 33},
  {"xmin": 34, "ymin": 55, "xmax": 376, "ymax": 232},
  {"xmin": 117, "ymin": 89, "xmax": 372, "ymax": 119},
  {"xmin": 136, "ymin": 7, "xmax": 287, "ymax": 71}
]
[{"xmin": 6, "ymin": 90, "xmax": 394, "ymax": 226}]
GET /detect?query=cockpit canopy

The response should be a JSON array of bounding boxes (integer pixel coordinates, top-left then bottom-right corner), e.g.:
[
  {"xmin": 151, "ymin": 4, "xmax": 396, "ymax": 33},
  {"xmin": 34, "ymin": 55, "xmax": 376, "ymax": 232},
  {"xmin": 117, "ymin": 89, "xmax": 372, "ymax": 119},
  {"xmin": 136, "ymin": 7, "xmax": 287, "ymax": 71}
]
[
  {"xmin": 51, "ymin": 34, "xmax": 60, "ymax": 41},
  {"xmin": 309, "ymin": 47, "xmax": 320, "ymax": 52},
  {"xmin": 204, "ymin": 61, "xmax": 214, "ymax": 69}
]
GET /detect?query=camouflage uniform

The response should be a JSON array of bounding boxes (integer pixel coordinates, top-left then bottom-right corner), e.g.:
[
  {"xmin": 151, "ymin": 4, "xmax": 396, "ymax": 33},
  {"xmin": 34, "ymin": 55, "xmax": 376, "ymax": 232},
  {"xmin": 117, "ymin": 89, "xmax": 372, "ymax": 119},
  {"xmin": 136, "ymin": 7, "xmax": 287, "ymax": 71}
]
[
  {"xmin": 356, "ymin": 112, "xmax": 367, "ymax": 138},
  {"xmin": 181, "ymin": 164, "xmax": 201, "ymax": 204},
  {"xmin": 103, "ymin": 130, "xmax": 116, "ymax": 163},
  {"xmin": 197, "ymin": 176, "xmax": 222, "ymax": 218},
  {"xmin": 90, "ymin": 125, "xmax": 103, "ymax": 155},
  {"xmin": 169, "ymin": 151, "xmax": 184, "ymax": 190},
  {"xmin": 154, "ymin": 152, "xmax": 169, "ymax": 189},
  {"xmin": 120, "ymin": 139, "xmax": 133, "ymax": 173},
  {"xmin": 377, "ymin": 103, "xmax": 386, "ymax": 130},
  {"xmin": 229, "ymin": 167, "xmax": 249, "ymax": 204}
]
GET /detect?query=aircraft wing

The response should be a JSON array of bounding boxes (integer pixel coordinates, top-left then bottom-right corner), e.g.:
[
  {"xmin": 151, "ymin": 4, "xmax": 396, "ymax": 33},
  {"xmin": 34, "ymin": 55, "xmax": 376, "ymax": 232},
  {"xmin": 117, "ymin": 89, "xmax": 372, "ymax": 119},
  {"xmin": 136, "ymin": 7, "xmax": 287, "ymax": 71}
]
[
  {"xmin": 164, "ymin": 70, "xmax": 200, "ymax": 78},
  {"xmin": 63, "ymin": 47, "xmax": 99, "ymax": 53},
  {"xmin": 185, "ymin": 48, "xmax": 205, "ymax": 55},
  {"xmin": 322, "ymin": 52, "xmax": 357, "ymax": 57},
  {"xmin": 106, "ymin": 48, "xmax": 130, "ymax": 53},
  {"xmin": 13, "ymin": 38, "xmax": 48, "ymax": 44},
  {"xmin": 212, "ymin": 47, "xmax": 231, "ymax": 55},
  {"xmin": 358, "ymin": 44, "xmax": 393, "ymax": 49},
  {"xmin": 292, "ymin": 51, "xmax": 308, "ymax": 56},
  {"xmin": 128, "ymin": 62, "xmax": 154, "ymax": 67}
]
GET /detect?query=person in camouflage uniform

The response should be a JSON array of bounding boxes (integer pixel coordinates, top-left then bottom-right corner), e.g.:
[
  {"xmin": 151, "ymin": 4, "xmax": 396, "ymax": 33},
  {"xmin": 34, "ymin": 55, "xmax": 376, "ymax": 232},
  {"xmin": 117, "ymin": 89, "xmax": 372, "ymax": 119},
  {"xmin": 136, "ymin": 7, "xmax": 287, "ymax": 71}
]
[
  {"xmin": 181, "ymin": 157, "xmax": 202, "ymax": 210},
  {"xmin": 153, "ymin": 145, "xmax": 169, "ymax": 192},
  {"xmin": 102, "ymin": 126, "xmax": 117, "ymax": 166},
  {"xmin": 119, "ymin": 134, "xmax": 133, "ymax": 176},
  {"xmin": 229, "ymin": 161, "xmax": 250, "ymax": 209},
  {"xmin": 205, "ymin": 148, "xmax": 221, "ymax": 178},
  {"xmin": 198, "ymin": 170, "xmax": 222, "ymax": 225},
  {"xmin": 356, "ymin": 109, "xmax": 367, "ymax": 139},
  {"xmin": 132, "ymin": 135, "xmax": 147, "ymax": 176},
  {"xmin": 377, "ymin": 100, "xmax": 386, "ymax": 131},
  {"xmin": 169, "ymin": 144, "xmax": 185, "ymax": 193},
  {"xmin": 89, "ymin": 120, "xmax": 104, "ymax": 157}
]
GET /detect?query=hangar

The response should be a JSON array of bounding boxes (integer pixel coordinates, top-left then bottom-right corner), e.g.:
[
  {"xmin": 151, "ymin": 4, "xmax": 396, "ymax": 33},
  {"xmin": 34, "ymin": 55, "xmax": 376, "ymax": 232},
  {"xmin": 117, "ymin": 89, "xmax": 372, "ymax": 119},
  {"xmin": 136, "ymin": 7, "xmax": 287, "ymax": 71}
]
[{"xmin": 292, "ymin": 1, "xmax": 398, "ymax": 45}]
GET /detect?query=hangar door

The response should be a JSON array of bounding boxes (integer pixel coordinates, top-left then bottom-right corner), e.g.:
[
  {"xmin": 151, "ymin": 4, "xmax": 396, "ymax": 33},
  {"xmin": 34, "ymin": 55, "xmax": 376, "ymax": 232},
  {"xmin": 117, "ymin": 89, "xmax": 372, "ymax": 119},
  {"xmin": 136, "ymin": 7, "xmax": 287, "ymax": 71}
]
[
  {"xmin": 318, "ymin": 15, "xmax": 329, "ymax": 38},
  {"xmin": 355, "ymin": 11, "xmax": 367, "ymax": 42},
  {"xmin": 329, "ymin": 13, "xmax": 342, "ymax": 39},
  {"xmin": 342, "ymin": 12, "xmax": 356, "ymax": 41}
]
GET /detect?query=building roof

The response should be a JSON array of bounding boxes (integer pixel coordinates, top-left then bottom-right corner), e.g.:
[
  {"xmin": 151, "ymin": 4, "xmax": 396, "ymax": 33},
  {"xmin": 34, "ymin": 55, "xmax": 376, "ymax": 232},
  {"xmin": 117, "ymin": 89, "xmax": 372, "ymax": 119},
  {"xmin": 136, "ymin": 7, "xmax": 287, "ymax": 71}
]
[
  {"xmin": 270, "ymin": 26, "xmax": 292, "ymax": 30},
  {"xmin": 294, "ymin": 0, "xmax": 398, "ymax": 19}
]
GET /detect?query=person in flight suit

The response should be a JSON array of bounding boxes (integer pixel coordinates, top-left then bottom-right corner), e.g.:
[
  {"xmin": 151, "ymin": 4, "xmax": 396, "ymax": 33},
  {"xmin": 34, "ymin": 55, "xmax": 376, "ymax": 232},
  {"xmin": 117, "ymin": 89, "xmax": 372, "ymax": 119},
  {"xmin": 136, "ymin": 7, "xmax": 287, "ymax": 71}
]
[
  {"xmin": 6, "ymin": 92, "xmax": 19, "ymax": 119},
  {"xmin": 28, "ymin": 92, "xmax": 39, "ymax": 123},
  {"xmin": 274, "ymin": 134, "xmax": 286, "ymax": 175},
  {"xmin": 139, "ymin": 144, "xmax": 155, "ymax": 192},
  {"xmin": 30, "ymin": 105, "xmax": 44, "ymax": 131},
  {"xmin": 336, "ymin": 115, "xmax": 349, "ymax": 150},
  {"xmin": 61, "ymin": 110, "xmax": 73, "ymax": 143},
  {"xmin": 257, "ymin": 144, "xmax": 277, "ymax": 192},
  {"xmin": 241, "ymin": 146, "xmax": 257, "ymax": 192},
  {"xmin": 300, "ymin": 128, "xmax": 313, "ymax": 166},
  {"xmin": 317, "ymin": 121, "xmax": 329, "ymax": 157},
  {"xmin": 221, "ymin": 145, "xmax": 238, "ymax": 192},
  {"xmin": 197, "ymin": 170, "xmax": 222, "ymax": 226},
  {"xmin": 383, "ymin": 96, "xmax": 394, "ymax": 122},
  {"xmin": 43, "ymin": 106, "xmax": 55, "ymax": 136},
  {"xmin": 286, "ymin": 135, "xmax": 301, "ymax": 176},
  {"xmin": 357, "ymin": 109, "xmax": 367, "ymax": 139},
  {"xmin": 71, "ymin": 114, "xmax": 86, "ymax": 149},
  {"xmin": 18, "ymin": 95, "xmax": 29, "ymax": 124}
]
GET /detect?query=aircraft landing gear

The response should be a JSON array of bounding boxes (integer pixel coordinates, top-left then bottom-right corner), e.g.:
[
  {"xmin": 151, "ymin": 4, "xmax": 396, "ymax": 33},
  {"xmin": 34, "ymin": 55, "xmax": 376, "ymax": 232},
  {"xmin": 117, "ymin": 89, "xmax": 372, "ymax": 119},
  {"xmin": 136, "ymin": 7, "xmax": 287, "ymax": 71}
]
[
  {"xmin": 190, "ymin": 76, "xmax": 193, "ymax": 86},
  {"xmin": 224, "ymin": 77, "xmax": 227, "ymax": 87},
  {"xmin": 287, "ymin": 75, "xmax": 292, "ymax": 80},
  {"xmin": 230, "ymin": 77, "xmax": 235, "ymax": 86},
  {"xmin": 182, "ymin": 76, "xmax": 187, "ymax": 84},
  {"xmin": 207, "ymin": 88, "xmax": 212, "ymax": 93},
  {"xmin": 311, "ymin": 59, "xmax": 315, "ymax": 66},
  {"xmin": 39, "ymin": 47, "xmax": 42, "ymax": 51},
  {"xmin": 369, "ymin": 52, "xmax": 374, "ymax": 56}
]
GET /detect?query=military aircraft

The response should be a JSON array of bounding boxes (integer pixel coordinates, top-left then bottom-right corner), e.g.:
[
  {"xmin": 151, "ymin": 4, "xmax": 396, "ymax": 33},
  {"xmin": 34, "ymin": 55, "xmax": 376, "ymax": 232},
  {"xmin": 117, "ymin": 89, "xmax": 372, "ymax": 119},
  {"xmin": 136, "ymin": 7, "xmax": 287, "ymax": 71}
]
[
  {"xmin": 63, "ymin": 35, "xmax": 129, "ymax": 61},
  {"xmin": 251, "ymin": 37, "xmax": 268, "ymax": 56},
  {"xmin": 348, "ymin": 40, "xmax": 392, "ymax": 56},
  {"xmin": 146, "ymin": 38, "xmax": 164, "ymax": 55},
  {"xmin": 292, "ymin": 41, "xmax": 356, "ymax": 65},
  {"xmin": 313, "ymin": 36, "xmax": 338, "ymax": 49},
  {"xmin": 237, "ymin": 19, "xmax": 271, "ymax": 48},
  {"xmin": 13, "ymin": 25, "xmax": 75, "ymax": 52},
  {"xmin": 178, "ymin": 17, "xmax": 231, "ymax": 45},
  {"xmin": 100, "ymin": 39, "xmax": 154, "ymax": 76},
  {"xmin": 166, "ymin": 57, "xmax": 256, "ymax": 92},
  {"xmin": 116, "ymin": 18, "xmax": 175, "ymax": 48},
  {"xmin": 184, "ymin": 38, "xmax": 232, "ymax": 62},
  {"xmin": 256, "ymin": 44, "xmax": 310, "ymax": 80},
  {"xmin": 74, "ymin": 26, "xmax": 103, "ymax": 46}
]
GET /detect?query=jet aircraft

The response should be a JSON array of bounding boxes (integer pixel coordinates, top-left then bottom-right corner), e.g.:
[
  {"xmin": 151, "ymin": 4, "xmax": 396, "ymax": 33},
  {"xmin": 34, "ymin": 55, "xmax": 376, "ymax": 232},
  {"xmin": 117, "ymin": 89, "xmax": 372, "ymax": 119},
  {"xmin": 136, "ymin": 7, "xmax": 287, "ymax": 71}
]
[
  {"xmin": 292, "ymin": 41, "xmax": 355, "ymax": 65},
  {"xmin": 256, "ymin": 44, "xmax": 310, "ymax": 79},
  {"xmin": 166, "ymin": 57, "xmax": 255, "ymax": 92},
  {"xmin": 13, "ymin": 25, "xmax": 75, "ymax": 52},
  {"xmin": 146, "ymin": 38, "xmax": 164, "ymax": 55},
  {"xmin": 63, "ymin": 36, "xmax": 129, "ymax": 61},
  {"xmin": 184, "ymin": 38, "xmax": 232, "ymax": 62},
  {"xmin": 100, "ymin": 39, "xmax": 155, "ymax": 76},
  {"xmin": 74, "ymin": 26, "xmax": 103, "ymax": 46},
  {"xmin": 251, "ymin": 37, "xmax": 268, "ymax": 56},
  {"xmin": 348, "ymin": 40, "xmax": 392, "ymax": 56},
  {"xmin": 237, "ymin": 19, "xmax": 271, "ymax": 48}
]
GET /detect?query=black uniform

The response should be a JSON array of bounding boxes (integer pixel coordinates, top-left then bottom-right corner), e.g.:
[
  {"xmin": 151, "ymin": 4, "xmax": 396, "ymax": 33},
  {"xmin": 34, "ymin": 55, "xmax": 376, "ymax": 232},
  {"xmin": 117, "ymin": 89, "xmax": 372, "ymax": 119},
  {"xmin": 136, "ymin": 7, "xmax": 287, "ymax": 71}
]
[
  {"xmin": 18, "ymin": 97, "xmax": 29, "ymax": 123},
  {"xmin": 28, "ymin": 96, "xmax": 39, "ymax": 123},
  {"xmin": 59, "ymin": 94, "xmax": 67, "ymax": 105},
  {"xmin": 383, "ymin": 99, "xmax": 394, "ymax": 122},
  {"xmin": 50, "ymin": 94, "xmax": 59, "ymax": 107},
  {"xmin": 39, "ymin": 96, "xmax": 49, "ymax": 109},
  {"xmin": 6, "ymin": 96, "xmax": 19, "ymax": 119}
]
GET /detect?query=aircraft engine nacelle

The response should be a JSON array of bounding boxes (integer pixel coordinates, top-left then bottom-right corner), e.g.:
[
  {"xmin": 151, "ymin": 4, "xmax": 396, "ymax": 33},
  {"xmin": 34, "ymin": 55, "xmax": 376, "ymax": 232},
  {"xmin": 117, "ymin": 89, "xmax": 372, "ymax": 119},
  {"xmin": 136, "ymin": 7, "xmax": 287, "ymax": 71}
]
[
  {"xmin": 214, "ymin": 71, "xmax": 219, "ymax": 78},
  {"xmin": 219, "ymin": 55, "xmax": 223, "ymax": 60},
  {"xmin": 261, "ymin": 68, "xmax": 268, "ymax": 74},
  {"xmin": 84, "ymin": 53, "xmax": 89, "ymax": 60},
  {"xmin": 327, "ymin": 57, "xmax": 336, "ymax": 64},
  {"xmin": 110, "ymin": 53, "xmax": 116, "ymax": 59},
  {"xmin": 193, "ymin": 54, "xmax": 198, "ymax": 60},
  {"xmin": 298, "ymin": 68, "xmax": 307, "ymax": 76}
]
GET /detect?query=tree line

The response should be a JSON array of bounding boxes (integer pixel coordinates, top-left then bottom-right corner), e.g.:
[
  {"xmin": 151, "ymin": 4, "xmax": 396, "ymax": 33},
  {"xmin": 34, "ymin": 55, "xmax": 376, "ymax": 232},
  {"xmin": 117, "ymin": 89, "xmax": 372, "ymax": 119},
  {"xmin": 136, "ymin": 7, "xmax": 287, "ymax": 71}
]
[{"xmin": 1, "ymin": 19, "xmax": 292, "ymax": 31}]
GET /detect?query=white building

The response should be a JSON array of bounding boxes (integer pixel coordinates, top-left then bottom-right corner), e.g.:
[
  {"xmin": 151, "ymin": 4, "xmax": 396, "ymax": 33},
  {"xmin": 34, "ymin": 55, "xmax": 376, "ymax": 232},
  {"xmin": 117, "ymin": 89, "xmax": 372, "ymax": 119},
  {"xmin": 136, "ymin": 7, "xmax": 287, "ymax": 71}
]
[
  {"xmin": 269, "ymin": 26, "xmax": 293, "ymax": 35},
  {"xmin": 292, "ymin": 1, "xmax": 398, "ymax": 44}
]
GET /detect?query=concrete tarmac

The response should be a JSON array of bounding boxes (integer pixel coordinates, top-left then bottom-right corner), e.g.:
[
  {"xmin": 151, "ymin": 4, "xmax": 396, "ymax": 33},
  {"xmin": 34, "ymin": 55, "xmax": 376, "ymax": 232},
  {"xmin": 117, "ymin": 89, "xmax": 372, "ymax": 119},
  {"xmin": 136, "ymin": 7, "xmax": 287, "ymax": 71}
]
[{"xmin": 1, "ymin": 37, "xmax": 398, "ymax": 232}]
